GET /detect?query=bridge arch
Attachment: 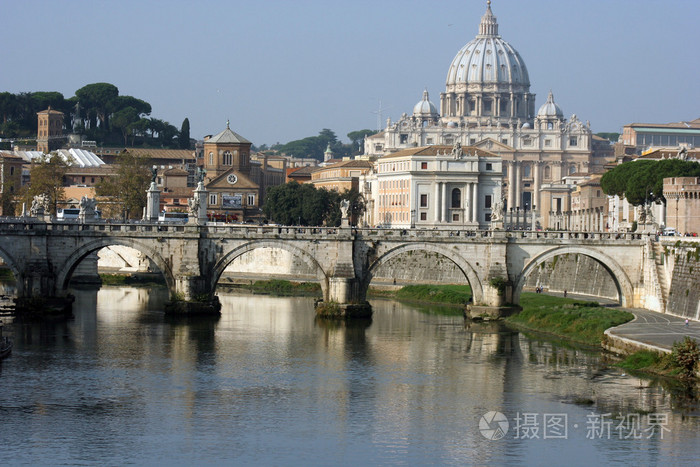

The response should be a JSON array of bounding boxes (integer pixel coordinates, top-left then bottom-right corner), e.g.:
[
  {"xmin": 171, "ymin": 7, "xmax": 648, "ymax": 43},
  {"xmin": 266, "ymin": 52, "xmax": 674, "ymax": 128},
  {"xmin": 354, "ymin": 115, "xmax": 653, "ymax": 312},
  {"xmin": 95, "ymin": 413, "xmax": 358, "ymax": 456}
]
[
  {"xmin": 212, "ymin": 240, "xmax": 329, "ymax": 299},
  {"xmin": 366, "ymin": 243, "xmax": 484, "ymax": 304},
  {"xmin": 514, "ymin": 246, "xmax": 634, "ymax": 306},
  {"xmin": 0, "ymin": 243, "xmax": 23, "ymax": 296},
  {"xmin": 55, "ymin": 238, "xmax": 175, "ymax": 293}
]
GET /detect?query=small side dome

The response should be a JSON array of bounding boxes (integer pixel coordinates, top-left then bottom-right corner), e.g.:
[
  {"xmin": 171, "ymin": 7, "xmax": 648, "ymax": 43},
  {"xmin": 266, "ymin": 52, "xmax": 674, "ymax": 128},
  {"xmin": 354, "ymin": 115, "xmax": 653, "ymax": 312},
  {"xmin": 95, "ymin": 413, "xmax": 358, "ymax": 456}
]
[
  {"xmin": 521, "ymin": 122, "xmax": 531, "ymax": 129},
  {"xmin": 447, "ymin": 121, "xmax": 458, "ymax": 128},
  {"xmin": 537, "ymin": 91, "xmax": 563, "ymax": 119},
  {"xmin": 413, "ymin": 89, "xmax": 439, "ymax": 118}
]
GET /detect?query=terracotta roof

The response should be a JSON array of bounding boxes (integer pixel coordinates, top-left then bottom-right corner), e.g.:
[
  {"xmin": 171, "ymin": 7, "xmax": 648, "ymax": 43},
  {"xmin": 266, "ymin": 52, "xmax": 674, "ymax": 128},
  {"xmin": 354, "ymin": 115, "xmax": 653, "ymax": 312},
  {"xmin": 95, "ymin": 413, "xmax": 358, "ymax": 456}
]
[
  {"xmin": 627, "ymin": 119, "xmax": 700, "ymax": 130},
  {"xmin": 381, "ymin": 145, "xmax": 496, "ymax": 159},
  {"xmin": 319, "ymin": 159, "xmax": 374, "ymax": 169},
  {"xmin": 205, "ymin": 126, "xmax": 251, "ymax": 144},
  {"xmin": 288, "ymin": 166, "xmax": 316, "ymax": 176},
  {"xmin": 123, "ymin": 148, "xmax": 196, "ymax": 161}
]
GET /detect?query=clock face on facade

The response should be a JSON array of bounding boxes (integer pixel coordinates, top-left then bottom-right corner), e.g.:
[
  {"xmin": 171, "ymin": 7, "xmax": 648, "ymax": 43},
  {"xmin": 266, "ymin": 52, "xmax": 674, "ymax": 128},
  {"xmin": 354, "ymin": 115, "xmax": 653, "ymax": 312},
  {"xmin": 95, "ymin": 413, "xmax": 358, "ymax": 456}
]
[{"xmin": 226, "ymin": 173, "xmax": 238, "ymax": 184}]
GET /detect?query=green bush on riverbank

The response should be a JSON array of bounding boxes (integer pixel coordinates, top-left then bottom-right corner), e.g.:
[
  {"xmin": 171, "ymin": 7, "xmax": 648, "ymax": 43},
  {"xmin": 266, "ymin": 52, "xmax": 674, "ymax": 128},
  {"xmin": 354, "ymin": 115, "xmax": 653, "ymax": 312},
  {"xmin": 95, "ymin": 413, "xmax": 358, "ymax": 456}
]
[{"xmin": 506, "ymin": 293, "xmax": 634, "ymax": 346}]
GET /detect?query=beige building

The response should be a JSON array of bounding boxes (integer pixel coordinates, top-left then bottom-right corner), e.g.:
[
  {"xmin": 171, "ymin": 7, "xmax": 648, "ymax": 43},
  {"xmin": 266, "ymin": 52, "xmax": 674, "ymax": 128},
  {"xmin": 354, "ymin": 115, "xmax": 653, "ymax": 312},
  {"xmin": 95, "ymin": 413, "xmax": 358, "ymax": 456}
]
[
  {"xmin": 373, "ymin": 144, "xmax": 502, "ymax": 229},
  {"xmin": 664, "ymin": 177, "xmax": 700, "ymax": 235},
  {"xmin": 621, "ymin": 118, "xmax": 700, "ymax": 156},
  {"xmin": 310, "ymin": 159, "xmax": 373, "ymax": 193}
]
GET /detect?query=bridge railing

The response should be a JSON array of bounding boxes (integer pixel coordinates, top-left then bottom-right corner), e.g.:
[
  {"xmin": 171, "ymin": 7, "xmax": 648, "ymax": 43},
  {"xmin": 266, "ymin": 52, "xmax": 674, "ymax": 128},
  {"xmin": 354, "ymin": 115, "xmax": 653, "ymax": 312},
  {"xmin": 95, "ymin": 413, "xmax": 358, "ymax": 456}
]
[{"xmin": 0, "ymin": 217, "xmax": 658, "ymax": 241}]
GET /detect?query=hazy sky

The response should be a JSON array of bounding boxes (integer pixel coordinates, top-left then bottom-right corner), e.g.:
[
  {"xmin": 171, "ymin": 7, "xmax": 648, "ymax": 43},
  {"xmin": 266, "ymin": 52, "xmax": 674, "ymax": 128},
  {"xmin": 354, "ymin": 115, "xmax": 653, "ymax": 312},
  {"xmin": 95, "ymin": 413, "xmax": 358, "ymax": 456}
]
[{"xmin": 3, "ymin": 0, "xmax": 698, "ymax": 146}]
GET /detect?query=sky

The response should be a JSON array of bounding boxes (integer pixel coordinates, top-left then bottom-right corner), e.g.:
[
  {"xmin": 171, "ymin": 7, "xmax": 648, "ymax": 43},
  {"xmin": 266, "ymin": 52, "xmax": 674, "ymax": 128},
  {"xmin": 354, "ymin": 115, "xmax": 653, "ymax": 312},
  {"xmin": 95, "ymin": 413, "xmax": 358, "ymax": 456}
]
[{"xmin": 2, "ymin": 0, "xmax": 699, "ymax": 146}]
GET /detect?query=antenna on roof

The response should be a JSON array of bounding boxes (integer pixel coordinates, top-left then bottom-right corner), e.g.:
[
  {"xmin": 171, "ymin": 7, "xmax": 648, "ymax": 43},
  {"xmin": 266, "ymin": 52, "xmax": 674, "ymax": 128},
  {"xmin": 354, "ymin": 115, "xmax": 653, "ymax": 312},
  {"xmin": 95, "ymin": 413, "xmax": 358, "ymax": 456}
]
[{"xmin": 371, "ymin": 100, "xmax": 392, "ymax": 131}]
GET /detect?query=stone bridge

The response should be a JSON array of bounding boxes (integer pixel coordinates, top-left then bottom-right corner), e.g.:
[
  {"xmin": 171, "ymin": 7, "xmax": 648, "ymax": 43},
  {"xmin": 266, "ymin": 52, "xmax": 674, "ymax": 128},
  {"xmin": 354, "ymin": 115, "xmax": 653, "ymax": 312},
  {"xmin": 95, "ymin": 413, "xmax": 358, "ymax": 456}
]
[{"xmin": 0, "ymin": 219, "xmax": 661, "ymax": 317}]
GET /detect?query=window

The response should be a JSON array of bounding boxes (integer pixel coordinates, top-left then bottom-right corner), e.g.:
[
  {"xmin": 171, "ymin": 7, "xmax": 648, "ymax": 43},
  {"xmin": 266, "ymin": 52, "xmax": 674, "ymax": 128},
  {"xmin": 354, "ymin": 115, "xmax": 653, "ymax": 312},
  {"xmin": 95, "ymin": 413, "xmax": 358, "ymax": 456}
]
[
  {"xmin": 420, "ymin": 194, "xmax": 428, "ymax": 207},
  {"xmin": 400, "ymin": 134, "xmax": 408, "ymax": 144},
  {"xmin": 470, "ymin": 138, "xmax": 476, "ymax": 145},
  {"xmin": 10, "ymin": 167, "xmax": 14, "ymax": 175},
  {"xmin": 421, "ymin": 162, "xmax": 428, "ymax": 170},
  {"xmin": 485, "ymin": 194, "xmax": 492, "ymax": 208},
  {"xmin": 485, "ymin": 213, "xmax": 492, "ymax": 222},
  {"xmin": 82, "ymin": 176, "xmax": 86, "ymax": 183},
  {"xmin": 209, "ymin": 152, "xmax": 214, "ymax": 165},
  {"xmin": 486, "ymin": 163, "xmax": 492, "ymax": 171},
  {"xmin": 483, "ymin": 100, "xmax": 492, "ymax": 113},
  {"xmin": 91, "ymin": 177, "xmax": 95, "ymax": 183},
  {"xmin": 247, "ymin": 193, "xmax": 255, "ymax": 205},
  {"xmin": 544, "ymin": 166, "xmax": 551, "ymax": 179},
  {"xmin": 452, "ymin": 213, "xmax": 459, "ymax": 221},
  {"xmin": 209, "ymin": 194, "xmax": 217, "ymax": 205},
  {"xmin": 451, "ymin": 188, "xmax": 461, "ymax": 208},
  {"xmin": 547, "ymin": 122, "xmax": 554, "ymax": 130},
  {"xmin": 544, "ymin": 139, "xmax": 551, "ymax": 147},
  {"xmin": 420, "ymin": 212, "xmax": 427, "ymax": 221},
  {"xmin": 223, "ymin": 151, "xmax": 233, "ymax": 165},
  {"xmin": 569, "ymin": 137, "xmax": 578, "ymax": 147},
  {"xmin": 501, "ymin": 138, "xmax": 508, "ymax": 145},
  {"xmin": 426, "ymin": 138, "xmax": 433, "ymax": 145},
  {"xmin": 524, "ymin": 165, "xmax": 531, "ymax": 177},
  {"xmin": 523, "ymin": 137, "xmax": 532, "ymax": 146}
]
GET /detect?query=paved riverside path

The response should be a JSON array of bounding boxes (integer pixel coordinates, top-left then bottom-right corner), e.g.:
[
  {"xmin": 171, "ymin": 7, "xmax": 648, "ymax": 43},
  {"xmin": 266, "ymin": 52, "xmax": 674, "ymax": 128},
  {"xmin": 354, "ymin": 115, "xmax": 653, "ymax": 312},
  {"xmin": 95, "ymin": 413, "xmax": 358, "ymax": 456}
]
[
  {"xmin": 606, "ymin": 308, "xmax": 700, "ymax": 352},
  {"xmin": 533, "ymin": 291, "xmax": 699, "ymax": 352}
]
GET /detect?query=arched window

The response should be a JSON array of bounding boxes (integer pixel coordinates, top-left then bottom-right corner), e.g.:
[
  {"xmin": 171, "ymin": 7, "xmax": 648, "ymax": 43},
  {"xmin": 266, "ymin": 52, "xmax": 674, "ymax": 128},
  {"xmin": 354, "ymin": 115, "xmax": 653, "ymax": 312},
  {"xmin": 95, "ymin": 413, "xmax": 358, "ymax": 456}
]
[
  {"xmin": 569, "ymin": 165, "xmax": 576, "ymax": 175},
  {"xmin": 451, "ymin": 188, "xmax": 461, "ymax": 208},
  {"xmin": 524, "ymin": 164, "xmax": 531, "ymax": 178},
  {"xmin": 544, "ymin": 165, "xmax": 551, "ymax": 180},
  {"xmin": 547, "ymin": 122, "xmax": 553, "ymax": 130},
  {"xmin": 208, "ymin": 152, "xmax": 214, "ymax": 165},
  {"xmin": 223, "ymin": 151, "xmax": 232, "ymax": 165}
]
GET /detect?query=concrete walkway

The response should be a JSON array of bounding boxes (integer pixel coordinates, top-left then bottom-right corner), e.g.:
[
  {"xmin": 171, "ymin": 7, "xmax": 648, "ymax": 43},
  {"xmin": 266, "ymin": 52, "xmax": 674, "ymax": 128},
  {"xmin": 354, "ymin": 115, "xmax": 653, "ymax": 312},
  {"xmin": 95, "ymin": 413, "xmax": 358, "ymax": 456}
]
[
  {"xmin": 535, "ymin": 291, "xmax": 699, "ymax": 352},
  {"xmin": 606, "ymin": 308, "xmax": 700, "ymax": 352}
]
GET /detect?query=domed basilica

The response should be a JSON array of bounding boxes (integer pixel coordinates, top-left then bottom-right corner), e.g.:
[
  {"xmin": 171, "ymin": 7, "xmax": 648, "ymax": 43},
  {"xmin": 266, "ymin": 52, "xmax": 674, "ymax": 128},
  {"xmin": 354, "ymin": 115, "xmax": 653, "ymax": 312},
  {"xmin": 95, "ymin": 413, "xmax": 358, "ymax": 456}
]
[{"xmin": 364, "ymin": 1, "xmax": 613, "ymax": 229}]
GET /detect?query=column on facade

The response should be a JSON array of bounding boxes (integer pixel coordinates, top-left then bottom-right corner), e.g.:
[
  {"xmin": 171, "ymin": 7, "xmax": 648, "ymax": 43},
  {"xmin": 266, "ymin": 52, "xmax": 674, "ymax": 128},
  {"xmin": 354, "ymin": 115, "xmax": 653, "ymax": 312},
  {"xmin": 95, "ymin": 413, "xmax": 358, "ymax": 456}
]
[
  {"xmin": 441, "ymin": 182, "xmax": 447, "ymax": 223},
  {"xmin": 533, "ymin": 162, "xmax": 541, "ymax": 211},
  {"xmin": 515, "ymin": 162, "xmax": 522, "ymax": 208},
  {"xmin": 434, "ymin": 182, "xmax": 441, "ymax": 223},
  {"xmin": 507, "ymin": 162, "xmax": 515, "ymax": 210},
  {"xmin": 472, "ymin": 182, "xmax": 478, "ymax": 224},
  {"xmin": 466, "ymin": 182, "xmax": 473, "ymax": 223}
]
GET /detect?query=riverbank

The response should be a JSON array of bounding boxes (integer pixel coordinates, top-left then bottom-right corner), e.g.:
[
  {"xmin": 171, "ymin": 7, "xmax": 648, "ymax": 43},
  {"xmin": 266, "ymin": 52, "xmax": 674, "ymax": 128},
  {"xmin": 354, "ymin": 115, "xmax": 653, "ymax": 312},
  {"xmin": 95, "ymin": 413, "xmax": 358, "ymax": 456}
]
[{"xmin": 504, "ymin": 294, "xmax": 634, "ymax": 347}]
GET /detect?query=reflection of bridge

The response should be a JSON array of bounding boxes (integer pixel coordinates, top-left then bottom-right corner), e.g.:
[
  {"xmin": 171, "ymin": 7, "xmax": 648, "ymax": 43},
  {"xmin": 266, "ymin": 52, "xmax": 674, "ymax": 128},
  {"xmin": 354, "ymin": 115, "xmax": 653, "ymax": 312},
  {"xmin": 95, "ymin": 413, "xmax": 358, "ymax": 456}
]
[{"xmin": 0, "ymin": 219, "xmax": 661, "ymax": 315}]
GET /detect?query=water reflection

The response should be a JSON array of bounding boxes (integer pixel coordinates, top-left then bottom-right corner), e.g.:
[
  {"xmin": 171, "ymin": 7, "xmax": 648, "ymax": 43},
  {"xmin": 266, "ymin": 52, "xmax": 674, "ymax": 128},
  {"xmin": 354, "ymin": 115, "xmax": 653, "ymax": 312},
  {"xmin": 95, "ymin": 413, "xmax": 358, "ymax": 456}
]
[{"xmin": 0, "ymin": 286, "xmax": 698, "ymax": 465}]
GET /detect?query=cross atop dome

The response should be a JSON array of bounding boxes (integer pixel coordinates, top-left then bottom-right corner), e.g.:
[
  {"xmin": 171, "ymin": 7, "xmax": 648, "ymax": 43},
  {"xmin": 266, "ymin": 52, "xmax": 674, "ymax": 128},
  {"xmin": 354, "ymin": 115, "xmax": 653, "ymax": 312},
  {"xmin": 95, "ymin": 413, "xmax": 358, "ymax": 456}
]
[{"xmin": 479, "ymin": 0, "xmax": 498, "ymax": 37}]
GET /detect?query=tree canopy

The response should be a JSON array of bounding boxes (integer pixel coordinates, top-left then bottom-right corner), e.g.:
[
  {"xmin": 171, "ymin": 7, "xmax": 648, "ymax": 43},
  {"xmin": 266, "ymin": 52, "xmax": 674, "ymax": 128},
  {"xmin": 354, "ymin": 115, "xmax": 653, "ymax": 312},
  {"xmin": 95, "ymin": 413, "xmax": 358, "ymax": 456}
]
[
  {"xmin": 20, "ymin": 154, "xmax": 69, "ymax": 215},
  {"xmin": 263, "ymin": 182, "xmax": 365, "ymax": 226},
  {"xmin": 600, "ymin": 159, "xmax": 700, "ymax": 205},
  {"xmin": 0, "ymin": 83, "xmax": 183, "ymax": 150},
  {"xmin": 95, "ymin": 151, "xmax": 152, "ymax": 219}
]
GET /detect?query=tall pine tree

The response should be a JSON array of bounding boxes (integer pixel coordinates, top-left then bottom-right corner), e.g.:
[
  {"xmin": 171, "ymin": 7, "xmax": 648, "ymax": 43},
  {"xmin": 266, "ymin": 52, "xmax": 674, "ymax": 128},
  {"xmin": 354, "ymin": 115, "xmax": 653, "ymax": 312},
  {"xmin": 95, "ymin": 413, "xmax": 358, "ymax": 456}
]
[{"xmin": 179, "ymin": 118, "xmax": 190, "ymax": 149}]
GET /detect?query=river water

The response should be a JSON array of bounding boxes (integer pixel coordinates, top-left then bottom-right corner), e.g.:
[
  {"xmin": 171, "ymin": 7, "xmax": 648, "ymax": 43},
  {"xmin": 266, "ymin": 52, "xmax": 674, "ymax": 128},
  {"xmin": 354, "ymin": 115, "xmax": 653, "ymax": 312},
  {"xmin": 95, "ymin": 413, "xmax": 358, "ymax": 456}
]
[{"xmin": 1, "ymin": 286, "xmax": 699, "ymax": 466}]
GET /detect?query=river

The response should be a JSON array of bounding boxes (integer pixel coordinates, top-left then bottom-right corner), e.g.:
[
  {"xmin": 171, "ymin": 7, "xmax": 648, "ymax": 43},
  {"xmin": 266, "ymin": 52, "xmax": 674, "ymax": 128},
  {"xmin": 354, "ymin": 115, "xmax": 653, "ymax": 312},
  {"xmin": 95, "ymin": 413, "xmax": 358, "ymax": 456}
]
[{"xmin": 0, "ymin": 285, "xmax": 699, "ymax": 466}]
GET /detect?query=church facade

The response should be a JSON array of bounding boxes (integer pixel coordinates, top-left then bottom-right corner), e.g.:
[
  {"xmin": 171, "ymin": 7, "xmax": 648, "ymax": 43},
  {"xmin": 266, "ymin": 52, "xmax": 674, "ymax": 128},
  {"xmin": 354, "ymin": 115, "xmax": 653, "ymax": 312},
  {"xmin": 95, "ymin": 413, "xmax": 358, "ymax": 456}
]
[{"xmin": 364, "ymin": 1, "xmax": 613, "ymax": 229}]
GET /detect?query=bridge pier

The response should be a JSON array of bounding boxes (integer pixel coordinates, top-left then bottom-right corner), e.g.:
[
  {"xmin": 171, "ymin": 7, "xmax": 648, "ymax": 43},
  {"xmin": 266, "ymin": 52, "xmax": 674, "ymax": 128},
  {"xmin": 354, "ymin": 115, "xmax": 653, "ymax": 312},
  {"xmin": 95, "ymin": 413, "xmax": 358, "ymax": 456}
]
[
  {"xmin": 315, "ymin": 277, "xmax": 372, "ymax": 319},
  {"xmin": 164, "ymin": 275, "xmax": 222, "ymax": 316},
  {"xmin": 15, "ymin": 260, "xmax": 75, "ymax": 317}
]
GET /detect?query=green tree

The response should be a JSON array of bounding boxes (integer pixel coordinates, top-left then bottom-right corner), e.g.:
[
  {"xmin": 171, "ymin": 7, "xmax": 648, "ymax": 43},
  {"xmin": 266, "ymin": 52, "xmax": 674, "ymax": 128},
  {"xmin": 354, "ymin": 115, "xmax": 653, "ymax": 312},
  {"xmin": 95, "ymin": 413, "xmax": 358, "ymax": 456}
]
[
  {"xmin": 601, "ymin": 159, "xmax": 700, "ymax": 205},
  {"xmin": 22, "ymin": 153, "xmax": 68, "ymax": 215},
  {"xmin": 95, "ymin": 151, "xmax": 151, "ymax": 219},
  {"xmin": 179, "ymin": 118, "xmax": 191, "ymax": 149},
  {"xmin": 75, "ymin": 82, "xmax": 119, "ymax": 130},
  {"xmin": 347, "ymin": 129, "xmax": 377, "ymax": 153},
  {"xmin": 111, "ymin": 106, "xmax": 140, "ymax": 146}
]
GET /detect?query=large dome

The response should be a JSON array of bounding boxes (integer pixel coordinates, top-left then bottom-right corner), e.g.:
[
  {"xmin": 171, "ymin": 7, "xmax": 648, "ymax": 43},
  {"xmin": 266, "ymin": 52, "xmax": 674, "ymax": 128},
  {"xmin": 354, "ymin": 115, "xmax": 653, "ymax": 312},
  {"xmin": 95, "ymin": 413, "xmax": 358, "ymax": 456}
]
[
  {"xmin": 441, "ymin": 1, "xmax": 535, "ymax": 125},
  {"xmin": 446, "ymin": 2, "xmax": 529, "ymax": 87}
]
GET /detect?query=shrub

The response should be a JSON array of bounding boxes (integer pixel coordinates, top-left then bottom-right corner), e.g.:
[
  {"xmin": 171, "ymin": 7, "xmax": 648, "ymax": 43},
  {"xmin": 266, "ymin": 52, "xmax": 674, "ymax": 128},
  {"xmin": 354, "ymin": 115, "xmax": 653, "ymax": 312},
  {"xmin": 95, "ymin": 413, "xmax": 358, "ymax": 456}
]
[{"xmin": 671, "ymin": 336, "xmax": 700, "ymax": 378}]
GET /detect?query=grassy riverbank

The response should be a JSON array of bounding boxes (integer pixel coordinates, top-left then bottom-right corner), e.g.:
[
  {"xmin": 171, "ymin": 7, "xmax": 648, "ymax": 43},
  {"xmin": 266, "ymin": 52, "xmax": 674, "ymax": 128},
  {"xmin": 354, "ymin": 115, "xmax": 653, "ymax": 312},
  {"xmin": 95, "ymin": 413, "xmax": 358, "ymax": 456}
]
[
  {"xmin": 369, "ymin": 284, "xmax": 471, "ymax": 306},
  {"xmin": 99, "ymin": 273, "xmax": 166, "ymax": 287},
  {"xmin": 617, "ymin": 337, "xmax": 700, "ymax": 380},
  {"xmin": 222, "ymin": 279, "xmax": 321, "ymax": 296},
  {"xmin": 505, "ymin": 293, "xmax": 635, "ymax": 347}
]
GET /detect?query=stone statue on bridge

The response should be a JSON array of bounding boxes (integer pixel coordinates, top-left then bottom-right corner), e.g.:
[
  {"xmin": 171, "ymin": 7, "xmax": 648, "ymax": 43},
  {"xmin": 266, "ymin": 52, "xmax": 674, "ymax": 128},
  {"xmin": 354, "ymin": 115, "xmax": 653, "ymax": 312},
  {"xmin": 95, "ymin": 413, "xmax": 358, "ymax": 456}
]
[
  {"xmin": 79, "ymin": 196, "xmax": 98, "ymax": 222},
  {"xmin": 490, "ymin": 194, "xmax": 504, "ymax": 222},
  {"xmin": 188, "ymin": 196, "xmax": 200, "ymax": 216},
  {"xmin": 30, "ymin": 194, "xmax": 49, "ymax": 217}
]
